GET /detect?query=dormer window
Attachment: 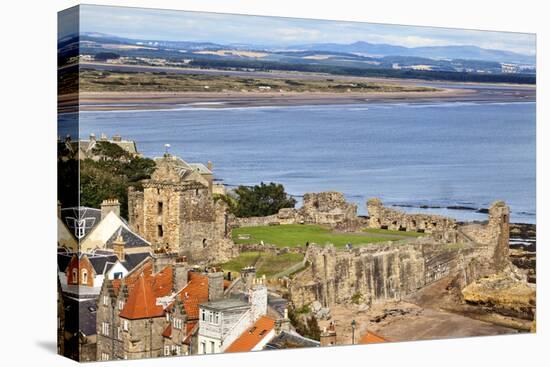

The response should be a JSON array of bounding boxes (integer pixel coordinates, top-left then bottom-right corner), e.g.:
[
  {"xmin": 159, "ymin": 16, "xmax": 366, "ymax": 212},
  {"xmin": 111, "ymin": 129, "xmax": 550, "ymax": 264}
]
[
  {"xmin": 81, "ymin": 269, "xmax": 88, "ymax": 284},
  {"xmin": 118, "ymin": 300, "xmax": 124, "ymax": 311},
  {"xmin": 72, "ymin": 268, "xmax": 78, "ymax": 284}
]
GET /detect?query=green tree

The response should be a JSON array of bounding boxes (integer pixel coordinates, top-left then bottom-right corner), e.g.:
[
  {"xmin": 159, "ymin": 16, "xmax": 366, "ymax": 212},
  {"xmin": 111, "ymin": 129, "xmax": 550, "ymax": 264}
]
[
  {"xmin": 79, "ymin": 142, "xmax": 155, "ymax": 218},
  {"xmin": 232, "ymin": 182, "xmax": 296, "ymax": 217}
]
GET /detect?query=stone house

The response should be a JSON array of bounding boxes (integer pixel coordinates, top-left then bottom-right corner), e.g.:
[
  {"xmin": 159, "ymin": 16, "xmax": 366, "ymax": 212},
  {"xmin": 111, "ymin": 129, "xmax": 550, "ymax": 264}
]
[
  {"xmin": 57, "ymin": 199, "xmax": 153, "ymax": 362},
  {"xmin": 95, "ymin": 254, "xmax": 225, "ymax": 360}
]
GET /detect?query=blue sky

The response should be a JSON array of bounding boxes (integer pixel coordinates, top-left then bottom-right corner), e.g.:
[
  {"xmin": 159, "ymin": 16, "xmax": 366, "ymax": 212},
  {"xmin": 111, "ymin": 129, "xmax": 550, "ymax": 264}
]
[{"xmin": 63, "ymin": 4, "xmax": 535, "ymax": 55}]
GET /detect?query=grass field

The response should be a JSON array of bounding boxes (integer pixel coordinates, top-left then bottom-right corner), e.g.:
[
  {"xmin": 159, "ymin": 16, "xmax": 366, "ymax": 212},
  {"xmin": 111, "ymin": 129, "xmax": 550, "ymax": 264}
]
[
  {"xmin": 219, "ymin": 251, "xmax": 305, "ymax": 278},
  {"xmin": 79, "ymin": 69, "xmax": 437, "ymax": 93},
  {"xmin": 232, "ymin": 224, "xmax": 404, "ymax": 248}
]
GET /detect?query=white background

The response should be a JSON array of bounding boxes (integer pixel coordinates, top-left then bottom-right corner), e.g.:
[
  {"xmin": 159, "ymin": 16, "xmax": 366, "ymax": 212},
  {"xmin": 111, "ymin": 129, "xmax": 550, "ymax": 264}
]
[{"xmin": 0, "ymin": 0, "xmax": 546, "ymax": 365}]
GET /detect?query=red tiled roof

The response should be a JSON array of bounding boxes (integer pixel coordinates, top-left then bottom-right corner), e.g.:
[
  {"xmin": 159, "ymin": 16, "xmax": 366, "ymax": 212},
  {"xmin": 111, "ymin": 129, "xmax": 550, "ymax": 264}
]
[
  {"xmin": 359, "ymin": 330, "xmax": 388, "ymax": 344},
  {"xmin": 119, "ymin": 274, "xmax": 164, "ymax": 320},
  {"xmin": 225, "ymin": 316, "xmax": 275, "ymax": 353},
  {"xmin": 183, "ymin": 321, "xmax": 198, "ymax": 344},
  {"xmin": 177, "ymin": 272, "xmax": 209, "ymax": 320},
  {"xmin": 162, "ymin": 323, "xmax": 172, "ymax": 338},
  {"xmin": 152, "ymin": 266, "xmax": 173, "ymax": 298}
]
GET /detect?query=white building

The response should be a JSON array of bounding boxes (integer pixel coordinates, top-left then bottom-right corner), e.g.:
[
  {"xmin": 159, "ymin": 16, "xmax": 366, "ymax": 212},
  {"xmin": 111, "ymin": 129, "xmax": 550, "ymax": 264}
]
[{"xmin": 197, "ymin": 285, "xmax": 268, "ymax": 354}]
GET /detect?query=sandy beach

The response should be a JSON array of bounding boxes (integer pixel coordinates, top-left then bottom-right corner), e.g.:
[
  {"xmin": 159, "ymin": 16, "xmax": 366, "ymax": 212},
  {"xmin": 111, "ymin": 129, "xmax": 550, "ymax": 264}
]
[{"xmin": 59, "ymin": 84, "xmax": 534, "ymax": 113}]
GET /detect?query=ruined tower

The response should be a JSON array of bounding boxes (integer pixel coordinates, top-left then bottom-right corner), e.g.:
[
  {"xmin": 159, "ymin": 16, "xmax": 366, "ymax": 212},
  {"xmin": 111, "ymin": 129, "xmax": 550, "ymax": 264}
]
[
  {"xmin": 128, "ymin": 153, "xmax": 231, "ymax": 262},
  {"xmin": 487, "ymin": 200, "xmax": 510, "ymax": 271}
]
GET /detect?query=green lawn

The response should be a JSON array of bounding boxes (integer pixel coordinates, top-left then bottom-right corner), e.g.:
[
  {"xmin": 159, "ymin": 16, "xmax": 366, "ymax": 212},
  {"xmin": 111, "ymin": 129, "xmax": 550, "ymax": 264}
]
[
  {"xmin": 232, "ymin": 224, "xmax": 397, "ymax": 248},
  {"xmin": 362, "ymin": 228, "xmax": 425, "ymax": 237},
  {"xmin": 219, "ymin": 251, "xmax": 305, "ymax": 277}
]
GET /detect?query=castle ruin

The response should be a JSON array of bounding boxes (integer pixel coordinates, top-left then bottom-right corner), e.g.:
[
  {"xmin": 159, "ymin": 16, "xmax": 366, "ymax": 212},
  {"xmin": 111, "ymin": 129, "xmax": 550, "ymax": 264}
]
[{"xmin": 128, "ymin": 154, "xmax": 234, "ymax": 263}]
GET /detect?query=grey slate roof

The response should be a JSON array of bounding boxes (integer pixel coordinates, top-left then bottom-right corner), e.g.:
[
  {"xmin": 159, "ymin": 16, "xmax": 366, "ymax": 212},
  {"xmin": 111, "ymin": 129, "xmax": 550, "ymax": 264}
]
[
  {"xmin": 57, "ymin": 252, "xmax": 73, "ymax": 272},
  {"xmin": 105, "ymin": 226, "xmax": 150, "ymax": 249},
  {"xmin": 122, "ymin": 252, "xmax": 151, "ymax": 272},
  {"xmin": 63, "ymin": 297, "xmax": 98, "ymax": 337},
  {"xmin": 189, "ymin": 163, "xmax": 212, "ymax": 175},
  {"xmin": 89, "ymin": 254, "xmax": 119, "ymax": 274},
  {"xmin": 60, "ymin": 207, "xmax": 101, "ymax": 239},
  {"xmin": 264, "ymin": 331, "xmax": 320, "ymax": 350}
]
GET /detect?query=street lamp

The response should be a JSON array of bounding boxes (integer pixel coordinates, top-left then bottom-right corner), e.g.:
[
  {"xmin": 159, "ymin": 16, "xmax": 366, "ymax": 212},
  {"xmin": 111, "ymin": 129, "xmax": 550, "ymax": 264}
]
[{"xmin": 351, "ymin": 319, "xmax": 357, "ymax": 345}]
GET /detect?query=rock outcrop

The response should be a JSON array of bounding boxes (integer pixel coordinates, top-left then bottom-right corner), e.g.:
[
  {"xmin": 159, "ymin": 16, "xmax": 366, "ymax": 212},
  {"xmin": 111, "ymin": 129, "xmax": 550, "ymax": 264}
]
[{"xmin": 462, "ymin": 274, "xmax": 536, "ymax": 320}]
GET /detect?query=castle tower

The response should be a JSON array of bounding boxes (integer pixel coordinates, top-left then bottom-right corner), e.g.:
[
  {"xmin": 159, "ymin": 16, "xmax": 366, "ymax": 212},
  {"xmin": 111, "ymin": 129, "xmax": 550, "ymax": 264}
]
[{"xmin": 138, "ymin": 153, "xmax": 226, "ymax": 261}]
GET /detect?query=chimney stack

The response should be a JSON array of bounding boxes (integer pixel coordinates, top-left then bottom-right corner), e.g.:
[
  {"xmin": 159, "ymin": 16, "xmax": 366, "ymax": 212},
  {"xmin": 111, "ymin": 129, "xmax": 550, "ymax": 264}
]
[
  {"xmin": 248, "ymin": 284, "xmax": 267, "ymax": 321},
  {"xmin": 207, "ymin": 272, "xmax": 224, "ymax": 302},
  {"xmin": 89, "ymin": 133, "xmax": 96, "ymax": 141},
  {"xmin": 172, "ymin": 257, "xmax": 189, "ymax": 293},
  {"xmin": 112, "ymin": 235, "xmax": 126, "ymax": 262},
  {"xmin": 207, "ymin": 161, "xmax": 213, "ymax": 171},
  {"xmin": 101, "ymin": 199, "xmax": 120, "ymax": 219}
]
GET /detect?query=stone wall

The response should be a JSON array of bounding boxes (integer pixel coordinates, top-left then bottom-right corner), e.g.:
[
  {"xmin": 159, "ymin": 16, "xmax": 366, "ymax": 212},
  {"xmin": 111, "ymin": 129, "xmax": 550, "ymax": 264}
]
[
  {"xmin": 367, "ymin": 198, "xmax": 457, "ymax": 240},
  {"xmin": 299, "ymin": 192, "xmax": 358, "ymax": 226},
  {"xmin": 229, "ymin": 191, "xmax": 359, "ymax": 229},
  {"xmin": 290, "ymin": 201, "xmax": 512, "ymax": 308}
]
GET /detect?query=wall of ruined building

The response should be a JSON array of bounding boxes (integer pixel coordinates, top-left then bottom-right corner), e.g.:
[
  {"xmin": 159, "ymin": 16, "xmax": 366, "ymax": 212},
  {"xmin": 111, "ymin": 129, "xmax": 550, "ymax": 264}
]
[
  {"xmin": 366, "ymin": 198, "xmax": 457, "ymax": 236},
  {"xmin": 299, "ymin": 192, "xmax": 358, "ymax": 226},
  {"xmin": 128, "ymin": 187, "xmax": 144, "ymax": 234},
  {"xmin": 290, "ymin": 202, "xmax": 511, "ymax": 308},
  {"xmin": 132, "ymin": 181, "xmax": 232, "ymax": 264},
  {"xmin": 229, "ymin": 192, "xmax": 359, "ymax": 229}
]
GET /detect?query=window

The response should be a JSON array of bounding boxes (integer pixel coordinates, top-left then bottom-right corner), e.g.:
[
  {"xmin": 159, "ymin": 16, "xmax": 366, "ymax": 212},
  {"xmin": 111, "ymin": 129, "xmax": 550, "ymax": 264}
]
[
  {"xmin": 164, "ymin": 346, "xmax": 170, "ymax": 356},
  {"xmin": 173, "ymin": 318, "xmax": 183, "ymax": 330},
  {"xmin": 101, "ymin": 352, "xmax": 110, "ymax": 361},
  {"xmin": 81, "ymin": 269, "xmax": 88, "ymax": 284},
  {"xmin": 214, "ymin": 312, "xmax": 219, "ymax": 324},
  {"xmin": 201, "ymin": 309, "xmax": 206, "ymax": 321},
  {"xmin": 71, "ymin": 268, "xmax": 78, "ymax": 284},
  {"xmin": 158, "ymin": 201, "xmax": 163, "ymax": 215},
  {"xmin": 117, "ymin": 327, "xmax": 122, "ymax": 340},
  {"xmin": 101, "ymin": 322, "xmax": 110, "ymax": 336},
  {"xmin": 113, "ymin": 272, "xmax": 123, "ymax": 279},
  {"xmin": 118, "ymin": 300, "xmax": 124, "ymax": 311},
  {"xmin": 208, "ymin": 311, "xmax": 213, "ymax": 323},
  {"xmin": 210, "ymin": 341, "xmax": 215, "ymax": 353},
  {"xmin": 102, "ymin": 295, "xmax": 109, "ymax": 306},
  {"xmin": 77, "ymin": 225, "xmax": 85, "ymax": 239},
  {"xmin": 122, "ymin": 319, "xmax": 129, "ymax": 332},
  {"xmin": 165, "ymin": 313, "xmax": 170, "ymax": 322},
  {"xmin": 201, "ymin": 342, "xmax": 206, "ymax": 354},
  {"xmin": 158, "ymin": 225, "xmax": 164, "ymax": 238},
  {"xmin": 175, "ymin": 345, "xmax": 181, "ymax": 355}
]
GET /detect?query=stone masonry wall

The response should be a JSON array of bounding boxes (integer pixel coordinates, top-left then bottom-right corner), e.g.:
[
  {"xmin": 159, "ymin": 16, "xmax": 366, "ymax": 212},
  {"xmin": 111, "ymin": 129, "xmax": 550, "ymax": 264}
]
[
  {"xmin": 290, "ymin": 201, "xmax": 512, "ymax": 308},
  {"xmin": 367, "ymin": 198, "xmax": 457, "ymax": 240},
  {"xmin": 229, "ymin": 191, "xmax": 358, "ymax": 229}
]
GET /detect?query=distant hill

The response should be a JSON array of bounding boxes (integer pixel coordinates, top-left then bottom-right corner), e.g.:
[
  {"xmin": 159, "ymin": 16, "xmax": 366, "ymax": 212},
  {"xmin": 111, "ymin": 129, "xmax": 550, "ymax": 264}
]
[{"xmin": 288, "ymin": 41, "xmax": 535, "ymax": 65}]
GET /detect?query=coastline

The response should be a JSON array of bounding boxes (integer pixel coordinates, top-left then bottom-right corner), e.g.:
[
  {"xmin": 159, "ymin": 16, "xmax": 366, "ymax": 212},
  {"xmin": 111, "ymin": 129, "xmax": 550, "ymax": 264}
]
[{"xmin": 64, "ymin": 85, "xmax": 535, "ymax": 112}]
